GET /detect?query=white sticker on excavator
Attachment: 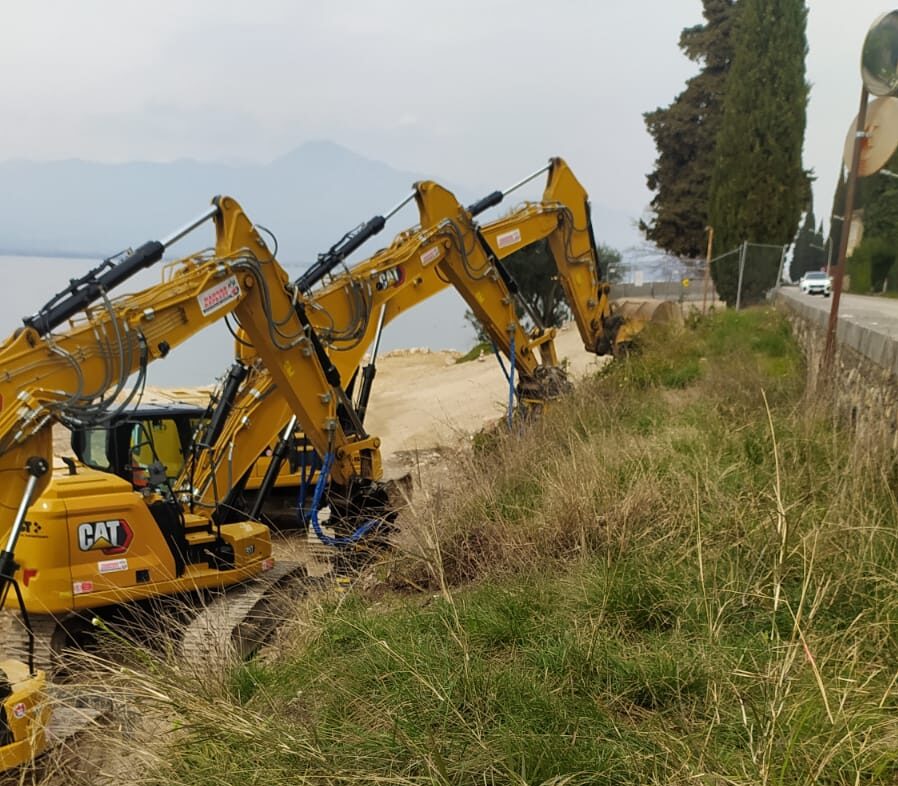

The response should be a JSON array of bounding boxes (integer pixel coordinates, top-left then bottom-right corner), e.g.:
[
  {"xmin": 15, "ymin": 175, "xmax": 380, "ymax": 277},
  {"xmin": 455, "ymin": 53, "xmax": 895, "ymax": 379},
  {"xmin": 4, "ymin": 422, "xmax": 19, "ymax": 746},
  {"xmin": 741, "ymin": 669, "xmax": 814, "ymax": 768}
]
[
  {"xmin": 420, "ymin": 246, "xmax": 441, "ymax": 266},
  {"xmin": 97, "ymin": 558, "xmax": 128, "ymax": 574},
  {"xmin": 198, "ymin": 275, "xmax": 241, "ymax": 316},
  {"xmin": 496, "ymin": 229, "xmax": 522, "ymax": 249}
]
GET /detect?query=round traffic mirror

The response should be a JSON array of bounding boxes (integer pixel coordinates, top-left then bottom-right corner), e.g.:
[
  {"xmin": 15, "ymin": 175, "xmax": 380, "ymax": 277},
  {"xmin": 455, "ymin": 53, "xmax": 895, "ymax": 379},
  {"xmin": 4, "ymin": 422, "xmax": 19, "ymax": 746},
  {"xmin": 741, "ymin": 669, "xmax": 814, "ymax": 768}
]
[{"xmin": 862, "ymin": 11, "xmax": 898, "ymax": 96}]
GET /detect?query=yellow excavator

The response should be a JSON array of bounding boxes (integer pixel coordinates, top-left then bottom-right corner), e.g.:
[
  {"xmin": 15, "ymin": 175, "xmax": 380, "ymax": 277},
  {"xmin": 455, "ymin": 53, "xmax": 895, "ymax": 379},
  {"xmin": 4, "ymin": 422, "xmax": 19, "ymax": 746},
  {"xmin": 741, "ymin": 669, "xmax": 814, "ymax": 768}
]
[
  {"xmin": 0, "ymin": 158, "xmax": 668, "ymax": 769},
  {"xmin": 179, "ymin": 158, "xmax": 637, "ymax": 524},
  {"xmin": 0, "ymin": 170, "xmax": 550, "ymax": 767},
  {"xmin": 68, "ymin": 158, "xmax": 645, "ymax": 528},
  {"xmin": 0, "ymin": 195, "xmax": 395, "ymax": 769}
]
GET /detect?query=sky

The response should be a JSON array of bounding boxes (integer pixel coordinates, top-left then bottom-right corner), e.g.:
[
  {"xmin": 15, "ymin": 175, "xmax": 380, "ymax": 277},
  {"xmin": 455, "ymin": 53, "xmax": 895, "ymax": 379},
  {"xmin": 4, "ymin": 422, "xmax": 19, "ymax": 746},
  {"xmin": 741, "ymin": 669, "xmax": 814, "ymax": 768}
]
[{"xmin": 0, "ymin": 1, "xmax": 889, "ymax": 241}]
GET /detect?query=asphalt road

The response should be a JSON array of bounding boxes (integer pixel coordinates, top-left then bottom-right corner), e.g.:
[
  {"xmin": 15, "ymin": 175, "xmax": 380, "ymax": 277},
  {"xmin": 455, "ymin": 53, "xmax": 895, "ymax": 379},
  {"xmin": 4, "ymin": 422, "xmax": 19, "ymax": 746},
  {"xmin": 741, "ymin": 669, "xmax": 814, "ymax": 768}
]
[{"xmin": 778, "ymin": 286, "xmax": 898, "ymax": 342}]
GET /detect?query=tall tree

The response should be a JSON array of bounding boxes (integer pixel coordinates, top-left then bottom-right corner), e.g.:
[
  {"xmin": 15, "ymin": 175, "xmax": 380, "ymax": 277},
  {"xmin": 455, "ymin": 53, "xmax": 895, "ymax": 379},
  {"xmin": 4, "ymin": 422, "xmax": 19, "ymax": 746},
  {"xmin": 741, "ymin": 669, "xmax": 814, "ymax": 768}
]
[
  {"xmin": 708, "ymin": 0, "xmax": 810, "ymax": 305},
  {"xmin": 790, "ymin": 200, "xmax": 825, "ymax": 281},
  {"xmin": 641, "ymin": 0, "xmax": 739, "ymax": 259}
]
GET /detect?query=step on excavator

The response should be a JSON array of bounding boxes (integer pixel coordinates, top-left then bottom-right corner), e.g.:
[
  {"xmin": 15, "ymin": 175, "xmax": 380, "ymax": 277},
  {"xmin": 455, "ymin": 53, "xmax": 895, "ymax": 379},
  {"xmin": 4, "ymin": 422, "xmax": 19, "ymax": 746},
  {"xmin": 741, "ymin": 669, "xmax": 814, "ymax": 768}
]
[{"xmin": 0, "ymin": 195, "xmax": 397, "ymax": 770}]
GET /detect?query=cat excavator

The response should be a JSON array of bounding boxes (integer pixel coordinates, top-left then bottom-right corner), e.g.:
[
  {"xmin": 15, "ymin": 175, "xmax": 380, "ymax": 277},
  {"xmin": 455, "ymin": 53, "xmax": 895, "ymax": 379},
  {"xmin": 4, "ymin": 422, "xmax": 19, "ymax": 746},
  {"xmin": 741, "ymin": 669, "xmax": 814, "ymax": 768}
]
[
  {"xmin": 0, "ymin": 195, "xmax": 395, "ymax": 769},
  {"xmin": 0, "ymin": 169, "xmax": 558, "ymax": 768},
  {"xmin": 68, "ymin": 158, "xmax": 646, "ymax": 526},
  {"xmin": 0, "ymin": 158, "xmax": 669, "ymax": 769},
  {"xmin": 175, "ymin": 157, "xmax": 645, "ymax": 524}
]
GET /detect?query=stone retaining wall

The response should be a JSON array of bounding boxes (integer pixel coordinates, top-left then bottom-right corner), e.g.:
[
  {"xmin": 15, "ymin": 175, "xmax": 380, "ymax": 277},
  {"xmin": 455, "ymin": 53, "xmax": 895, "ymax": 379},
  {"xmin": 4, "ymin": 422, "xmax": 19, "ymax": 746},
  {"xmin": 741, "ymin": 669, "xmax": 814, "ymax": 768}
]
[{"xmin": 775, "ymin": 292, "xmax": 898, "ymax": 449}]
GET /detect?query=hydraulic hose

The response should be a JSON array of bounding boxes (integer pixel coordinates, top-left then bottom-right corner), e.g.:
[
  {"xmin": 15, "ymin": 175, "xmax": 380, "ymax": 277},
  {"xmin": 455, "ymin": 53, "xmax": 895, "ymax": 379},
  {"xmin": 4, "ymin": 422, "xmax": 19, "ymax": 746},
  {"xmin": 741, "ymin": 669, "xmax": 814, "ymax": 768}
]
[{"xmin": 306, "ymin": 452, "xmax": 379, "ymax": 547}]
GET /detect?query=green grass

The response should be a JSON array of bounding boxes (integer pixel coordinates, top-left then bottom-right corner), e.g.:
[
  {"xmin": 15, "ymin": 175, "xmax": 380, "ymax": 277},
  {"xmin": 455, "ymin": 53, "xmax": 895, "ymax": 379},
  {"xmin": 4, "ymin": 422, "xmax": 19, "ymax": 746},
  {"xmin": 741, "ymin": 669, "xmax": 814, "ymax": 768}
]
[
  {"xmin": 95, "ymin": 307, "xmax": 898, "ymax": 786},
  {"xmin": 455, "ymin": 341, "xmax": 493, "ymax": 363}
]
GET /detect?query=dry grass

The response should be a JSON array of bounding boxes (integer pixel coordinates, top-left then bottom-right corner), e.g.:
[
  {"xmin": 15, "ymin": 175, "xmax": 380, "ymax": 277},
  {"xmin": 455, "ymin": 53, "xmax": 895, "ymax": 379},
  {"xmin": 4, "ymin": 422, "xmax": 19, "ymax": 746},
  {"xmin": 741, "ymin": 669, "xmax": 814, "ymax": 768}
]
[{"xmin": 23, "ymin": 307, "xmax": 898, "ymax": 786}]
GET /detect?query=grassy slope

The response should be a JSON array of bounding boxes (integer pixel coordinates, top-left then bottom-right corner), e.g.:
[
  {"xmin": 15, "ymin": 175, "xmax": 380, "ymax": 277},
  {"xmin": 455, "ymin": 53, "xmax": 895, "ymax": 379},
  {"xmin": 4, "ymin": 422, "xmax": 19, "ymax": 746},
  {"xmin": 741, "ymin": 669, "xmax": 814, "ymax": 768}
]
[{"xmin": 129, "ymin": 308, "xmax": 898, "ymax": 786}]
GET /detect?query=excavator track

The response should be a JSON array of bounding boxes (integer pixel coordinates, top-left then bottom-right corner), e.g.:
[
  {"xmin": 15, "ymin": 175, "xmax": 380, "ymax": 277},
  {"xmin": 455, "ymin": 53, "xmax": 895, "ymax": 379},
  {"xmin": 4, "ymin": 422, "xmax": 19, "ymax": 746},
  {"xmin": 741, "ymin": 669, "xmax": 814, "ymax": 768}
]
[
  {"xmin": 0, "ymin": 557, "xmax": 332, "ymax": 773},
  {"xmin": 44, "ymin": 685, "xmax": 109, "ymax": 746},
  {"xmin": 179, "ymin": 559, "xmax": 324, "ymax": 670},
  {"xmin": 2, "ymin": 614, "xmax": 70, "ymax": 676}
]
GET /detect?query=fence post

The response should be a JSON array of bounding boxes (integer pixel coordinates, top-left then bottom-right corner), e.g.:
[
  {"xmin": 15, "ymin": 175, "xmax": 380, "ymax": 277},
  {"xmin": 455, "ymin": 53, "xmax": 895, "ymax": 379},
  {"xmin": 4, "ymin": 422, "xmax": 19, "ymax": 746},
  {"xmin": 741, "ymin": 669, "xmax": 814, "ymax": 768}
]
[
  {"xmin": 735, "ymin": 241, "xmax": 747, "ymax": 311},
  {"xmin": 702, "ymin": 227, "xmax": 714, "ymax": 315},
  {"xmin": 775, "ymin": 244, "xmax": 787, "ymax": 291}
]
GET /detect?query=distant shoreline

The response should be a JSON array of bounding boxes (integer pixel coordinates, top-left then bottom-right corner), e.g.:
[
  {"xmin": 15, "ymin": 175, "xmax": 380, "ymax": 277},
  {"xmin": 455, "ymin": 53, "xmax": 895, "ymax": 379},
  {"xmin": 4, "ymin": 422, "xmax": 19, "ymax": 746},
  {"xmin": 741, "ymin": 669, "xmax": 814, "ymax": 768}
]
[{"xmin": 0, "ymin": 249, "xmax": 101, "ymax": 260}]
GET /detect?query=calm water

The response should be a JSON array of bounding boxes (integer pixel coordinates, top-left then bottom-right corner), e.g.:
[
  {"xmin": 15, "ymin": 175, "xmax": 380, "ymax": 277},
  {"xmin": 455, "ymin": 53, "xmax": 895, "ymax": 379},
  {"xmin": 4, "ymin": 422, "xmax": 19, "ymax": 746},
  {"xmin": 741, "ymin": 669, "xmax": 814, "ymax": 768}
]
[{"xmin": 0, "ymin": 255, "xmax": 475, "ymax": 388}]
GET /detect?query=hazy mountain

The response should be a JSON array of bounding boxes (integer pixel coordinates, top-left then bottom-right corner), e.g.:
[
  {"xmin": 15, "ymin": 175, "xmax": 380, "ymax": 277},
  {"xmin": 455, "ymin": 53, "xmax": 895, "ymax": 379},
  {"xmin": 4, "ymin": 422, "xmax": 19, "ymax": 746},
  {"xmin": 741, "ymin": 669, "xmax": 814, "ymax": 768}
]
[
  {"xmin": 0, "ymin": 142, "xmax": 638, "ymax": 262},
  {"xmin": 0, "ymin": 141, "xmax": 441, "ymax": 266}
]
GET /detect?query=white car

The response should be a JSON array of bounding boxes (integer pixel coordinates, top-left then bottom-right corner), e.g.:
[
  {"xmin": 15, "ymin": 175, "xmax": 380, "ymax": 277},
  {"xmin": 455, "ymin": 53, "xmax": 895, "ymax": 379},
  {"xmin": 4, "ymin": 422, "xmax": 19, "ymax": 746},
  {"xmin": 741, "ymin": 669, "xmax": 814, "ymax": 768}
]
[{"xmin": 799, "ymin": 271, "xmax": 832, "ymax": 297}]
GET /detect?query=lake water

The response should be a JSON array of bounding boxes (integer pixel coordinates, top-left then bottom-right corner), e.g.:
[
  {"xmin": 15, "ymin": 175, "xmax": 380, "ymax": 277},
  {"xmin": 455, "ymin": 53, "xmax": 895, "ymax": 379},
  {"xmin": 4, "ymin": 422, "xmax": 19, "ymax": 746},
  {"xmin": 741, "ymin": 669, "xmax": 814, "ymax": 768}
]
[{"xmin": 0, "ymin": 255, "xmax": 475, "ymax": 388}]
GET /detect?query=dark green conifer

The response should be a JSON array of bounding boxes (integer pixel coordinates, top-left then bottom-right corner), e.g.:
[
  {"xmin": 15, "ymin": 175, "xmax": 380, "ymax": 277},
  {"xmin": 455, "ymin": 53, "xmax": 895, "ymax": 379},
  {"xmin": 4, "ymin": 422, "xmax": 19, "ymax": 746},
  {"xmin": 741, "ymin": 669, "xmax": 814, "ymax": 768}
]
[
  {"xmin": 708, "ymin": 0, "xmax": 810, "ymax": 305},
  {"xmin": 642, "ymin": 0, "xmax": 738, "ymax": 258}
]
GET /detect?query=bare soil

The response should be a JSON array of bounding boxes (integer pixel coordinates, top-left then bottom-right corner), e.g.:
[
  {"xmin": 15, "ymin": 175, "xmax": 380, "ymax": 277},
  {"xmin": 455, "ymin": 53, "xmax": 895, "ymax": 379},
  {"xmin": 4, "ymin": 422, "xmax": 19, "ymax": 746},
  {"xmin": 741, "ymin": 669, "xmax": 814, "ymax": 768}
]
[{"xmin": 364, "ymin": 323, "xmax": 610, "ymax": 477}]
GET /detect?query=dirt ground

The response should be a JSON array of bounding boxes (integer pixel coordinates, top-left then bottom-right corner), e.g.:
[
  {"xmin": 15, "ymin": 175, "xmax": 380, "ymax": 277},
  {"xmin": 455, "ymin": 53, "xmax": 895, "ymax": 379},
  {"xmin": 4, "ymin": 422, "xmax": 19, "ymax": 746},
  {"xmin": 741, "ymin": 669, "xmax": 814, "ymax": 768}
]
[{"xmin": 364, "ymin": 323, "xmax": 610, "ymax": 477}]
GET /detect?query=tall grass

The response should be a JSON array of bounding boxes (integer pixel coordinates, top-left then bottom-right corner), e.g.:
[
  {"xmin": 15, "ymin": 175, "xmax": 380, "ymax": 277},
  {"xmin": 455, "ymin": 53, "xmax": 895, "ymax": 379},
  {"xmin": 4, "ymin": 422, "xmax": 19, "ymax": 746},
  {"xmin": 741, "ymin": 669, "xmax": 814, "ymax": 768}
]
[{"xmin": 59, "ymin": 308, "xmax": 898, "ymax": 785}]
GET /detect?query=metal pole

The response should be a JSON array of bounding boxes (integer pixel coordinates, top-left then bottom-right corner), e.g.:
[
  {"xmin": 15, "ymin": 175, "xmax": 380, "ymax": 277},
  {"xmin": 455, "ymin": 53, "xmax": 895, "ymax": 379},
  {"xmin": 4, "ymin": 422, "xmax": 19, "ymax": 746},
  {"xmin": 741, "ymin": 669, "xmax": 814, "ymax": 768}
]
[
  {"xmin": 503, "ymin": 163, "xmax": 552, "ymax": 198},
  {"xmin": 160, "ymin": 204, "xmax": 220, "ymax": 248},
  {"xmin": 3, "ymin": 474, "xmax": 40, "ymax": 556},
  {"xmin": 823, "ymin": 87, "xmax": 869, "ymax": 374},
  {"xmin": 735, "ymin": 241, "xmax": 747, "ymax": 311},
  {"xmin": 702, "ymin": 226, "xmax": 714, "ymax": 315},
  {"xmin": 382, "ymin": 192, "xmax": 416, "ymax": 222}
]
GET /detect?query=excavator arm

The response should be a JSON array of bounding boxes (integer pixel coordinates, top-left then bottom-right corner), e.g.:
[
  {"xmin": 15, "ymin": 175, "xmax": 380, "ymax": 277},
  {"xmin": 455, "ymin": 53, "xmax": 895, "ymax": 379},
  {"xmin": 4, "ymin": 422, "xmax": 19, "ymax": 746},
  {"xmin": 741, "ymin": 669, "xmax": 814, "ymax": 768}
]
[
  {"xmin": 415, "ymin": 180, "xmax": 565, "ymax": 400},
  {"xmin": 479, "ymin": 156, "xmax": 626, "ymax": 355},
  {"xmin": 183, "ymin": 173, "xmax": 583, "ymax": 512},
  {"xmin": 181, "ymin": 193, "xmax": 472, "ymax": 511},
  {"xmin": 0, "ymin": 195, "xmax": 388, "ymax": 609}
]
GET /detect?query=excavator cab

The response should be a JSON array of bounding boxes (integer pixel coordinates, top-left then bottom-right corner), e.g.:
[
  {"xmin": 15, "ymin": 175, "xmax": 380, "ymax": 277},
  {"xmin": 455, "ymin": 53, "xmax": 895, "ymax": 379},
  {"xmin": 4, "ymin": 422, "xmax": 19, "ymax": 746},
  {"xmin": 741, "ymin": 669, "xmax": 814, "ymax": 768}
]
[{"xmin": 70, "ymin": 402, "xmax": 206, "ymax": 491}]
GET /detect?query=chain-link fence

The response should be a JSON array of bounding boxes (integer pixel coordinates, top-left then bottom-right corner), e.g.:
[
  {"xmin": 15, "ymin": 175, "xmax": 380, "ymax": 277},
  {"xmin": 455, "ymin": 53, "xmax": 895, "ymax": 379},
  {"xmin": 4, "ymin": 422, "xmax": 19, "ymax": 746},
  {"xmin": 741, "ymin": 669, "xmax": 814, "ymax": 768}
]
[
  {"xmin": 609, "ymin": 241, "xmax": 788, "ymax": 310},
  {"xmin": 709, "ymin": 241, "xmax": 788, "ymax": 308}
]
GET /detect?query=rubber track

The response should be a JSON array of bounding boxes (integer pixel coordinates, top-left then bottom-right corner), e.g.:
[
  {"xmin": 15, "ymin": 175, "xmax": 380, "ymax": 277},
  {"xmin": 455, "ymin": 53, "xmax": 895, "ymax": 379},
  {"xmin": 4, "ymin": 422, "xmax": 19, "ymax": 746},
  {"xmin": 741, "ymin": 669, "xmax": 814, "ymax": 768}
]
[
  {"xmin": 2, "ymin": 615, "xmax": 66, "ymax": 675},
  {"xmin": 178, "ymin": 560, "xmax": 323, "ymax": 670}
]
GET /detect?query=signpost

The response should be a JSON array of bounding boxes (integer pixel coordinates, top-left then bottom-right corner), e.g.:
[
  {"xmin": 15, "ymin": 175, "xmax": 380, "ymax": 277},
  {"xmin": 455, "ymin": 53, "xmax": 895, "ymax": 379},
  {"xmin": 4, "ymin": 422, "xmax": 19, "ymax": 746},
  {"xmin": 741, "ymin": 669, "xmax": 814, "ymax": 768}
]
[{"xmin": 823, "ymin": 11, "xmax": 898, "ymax": 373}]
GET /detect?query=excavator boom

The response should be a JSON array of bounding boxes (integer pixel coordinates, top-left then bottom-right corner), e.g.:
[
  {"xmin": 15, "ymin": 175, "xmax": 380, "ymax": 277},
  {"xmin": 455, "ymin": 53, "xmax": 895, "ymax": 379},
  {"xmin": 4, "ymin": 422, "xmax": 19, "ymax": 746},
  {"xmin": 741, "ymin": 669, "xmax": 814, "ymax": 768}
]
[{"xmin": 182, "ymin": 160, "xmax": 608, "ymax": 515}]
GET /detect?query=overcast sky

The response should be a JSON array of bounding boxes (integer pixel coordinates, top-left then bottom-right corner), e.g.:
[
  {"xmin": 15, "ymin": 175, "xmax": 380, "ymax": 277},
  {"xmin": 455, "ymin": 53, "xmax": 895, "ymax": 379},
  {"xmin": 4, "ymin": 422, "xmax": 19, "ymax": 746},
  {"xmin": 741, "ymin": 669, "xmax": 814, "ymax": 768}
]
[{"xmin": 0, "ymin": 1, "xmax": 890, "ymax": 243}]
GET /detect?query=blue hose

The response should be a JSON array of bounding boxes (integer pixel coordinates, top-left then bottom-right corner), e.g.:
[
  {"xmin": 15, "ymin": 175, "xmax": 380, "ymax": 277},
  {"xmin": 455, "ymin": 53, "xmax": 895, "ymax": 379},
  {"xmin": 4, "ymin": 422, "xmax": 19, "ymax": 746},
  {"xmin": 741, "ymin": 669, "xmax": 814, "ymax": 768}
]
[
  {"xmin": 490, "ymin": 336, "xmax": 517, "ymax": 428},
  {"xmin": 306, "ymin": 451, "xmax": 380, "ymax": 547},
  {"xmin": 491, "ymin": 341, "xmax": 511, "ymax": 383}
]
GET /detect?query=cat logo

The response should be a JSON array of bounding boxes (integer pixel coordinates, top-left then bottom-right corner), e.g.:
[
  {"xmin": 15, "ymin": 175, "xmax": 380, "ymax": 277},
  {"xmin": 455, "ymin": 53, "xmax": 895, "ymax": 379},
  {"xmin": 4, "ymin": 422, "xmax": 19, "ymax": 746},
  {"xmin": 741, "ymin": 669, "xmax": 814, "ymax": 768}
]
[
  {"xmin": 375, "ymin": 266, "xmax": 404, "ymax": 291},
  {"xmin": 77, "ymin": 519, "xmax": 133, "ymax": 555}
]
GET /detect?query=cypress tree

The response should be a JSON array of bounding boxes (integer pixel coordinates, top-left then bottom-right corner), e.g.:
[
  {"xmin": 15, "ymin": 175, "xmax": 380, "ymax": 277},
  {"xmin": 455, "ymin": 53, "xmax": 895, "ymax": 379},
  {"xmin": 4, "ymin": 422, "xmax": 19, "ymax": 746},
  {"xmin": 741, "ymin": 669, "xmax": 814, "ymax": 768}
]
[
  {"xmin": 642, "ymin": 0, "xmax": 738, "ymax": 259},
  {"xmin": 790, "ymin": 209, "xmax": 815, "ymax": 281},
  {"xmin": 708, "ymin": 0, "xmax": 810, "ymax": 305},
  {"xmin": 790, "ymin": 198, "xmax": 825, "ymax": 281}
]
